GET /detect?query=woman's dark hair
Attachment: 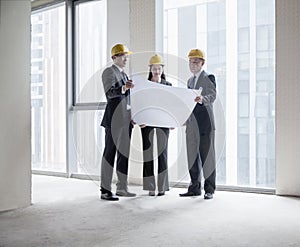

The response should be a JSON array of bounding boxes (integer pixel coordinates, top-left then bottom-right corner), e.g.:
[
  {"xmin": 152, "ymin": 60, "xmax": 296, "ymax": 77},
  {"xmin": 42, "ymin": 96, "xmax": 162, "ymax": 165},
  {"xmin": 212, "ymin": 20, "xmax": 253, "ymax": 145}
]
[{"xmin": 148, "ymin": 66, "xmax": 166, "ymax": 81}]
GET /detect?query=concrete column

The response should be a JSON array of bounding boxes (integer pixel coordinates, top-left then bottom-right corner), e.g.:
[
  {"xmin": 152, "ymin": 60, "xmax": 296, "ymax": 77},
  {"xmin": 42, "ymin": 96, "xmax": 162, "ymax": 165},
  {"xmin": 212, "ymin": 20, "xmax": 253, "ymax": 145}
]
[
  {"xmin": 276, "ymin": 0, "xmax": 300, "ymax": 196},
  {"xmin": 0, "ymin": 0, "xmax": 31, "ymax": 211}
]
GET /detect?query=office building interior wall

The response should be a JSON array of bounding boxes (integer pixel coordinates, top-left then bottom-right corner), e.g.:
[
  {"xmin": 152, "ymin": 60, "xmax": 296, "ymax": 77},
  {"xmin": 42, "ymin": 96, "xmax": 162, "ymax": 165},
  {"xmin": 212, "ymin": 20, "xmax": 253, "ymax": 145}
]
[
  {"xmin": 0, "ymin": 0, "xmax": 31, "ymax": 211},
  {"xmin": 1, "ymin": 0, "xmax": 300, "ymax": 212},
  {"xmin": 127, "ymin": 0, "xmax": 157, "ymax": 184},
  {"xmin": 275, "ymin": 0, "xmax": 300, "ymax": 196},
  {"xmin": 106, "ymin": 0, "xmax": 130, "ymax": 62}
]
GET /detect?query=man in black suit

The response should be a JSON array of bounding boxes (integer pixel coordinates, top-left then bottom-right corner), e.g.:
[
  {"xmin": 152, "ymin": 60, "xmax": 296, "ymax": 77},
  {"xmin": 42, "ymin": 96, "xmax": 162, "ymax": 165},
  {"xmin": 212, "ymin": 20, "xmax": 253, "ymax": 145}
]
[
  {"xmin": 100, "ymin": 44, "xmax": 136, "ymax": 201},
  {"xmin": 179, "ymin": 49, "xmax": 216, "ymax": 200}
]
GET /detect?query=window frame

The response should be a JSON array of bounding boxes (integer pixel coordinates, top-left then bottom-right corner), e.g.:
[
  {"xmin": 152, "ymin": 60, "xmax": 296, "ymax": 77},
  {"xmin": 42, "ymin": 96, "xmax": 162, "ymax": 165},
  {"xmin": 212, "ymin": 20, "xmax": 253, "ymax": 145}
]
[
  {"xmin": 31, "ymin": 1, "xmax": 68, "ymax": 175},
  {"xmin": 72, "ymin": 0, "xmax": 107, "ymax": 111}
]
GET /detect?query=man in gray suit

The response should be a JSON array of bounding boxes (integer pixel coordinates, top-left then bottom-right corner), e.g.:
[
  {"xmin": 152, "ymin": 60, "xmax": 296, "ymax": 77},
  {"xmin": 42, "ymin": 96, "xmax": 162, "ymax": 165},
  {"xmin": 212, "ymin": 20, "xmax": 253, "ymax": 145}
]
[
  {"xmin": 100, "ymin": 44, "xmax": 136, "ymax": 201},
  {"xmin": 179, "ymin": 49, "xmax": 217, "ymax": 200}
]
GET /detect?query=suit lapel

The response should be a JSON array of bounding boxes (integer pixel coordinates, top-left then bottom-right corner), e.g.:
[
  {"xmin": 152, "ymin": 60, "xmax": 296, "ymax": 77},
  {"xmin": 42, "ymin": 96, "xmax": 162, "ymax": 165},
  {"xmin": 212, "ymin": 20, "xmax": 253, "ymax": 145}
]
[
  {"xmin": 112, "ymin": 64, "xmax": 125, "ymax": 85},
  {"xmin": 112, "ymin": 65, "xmax": 131, "ymax": 105}
]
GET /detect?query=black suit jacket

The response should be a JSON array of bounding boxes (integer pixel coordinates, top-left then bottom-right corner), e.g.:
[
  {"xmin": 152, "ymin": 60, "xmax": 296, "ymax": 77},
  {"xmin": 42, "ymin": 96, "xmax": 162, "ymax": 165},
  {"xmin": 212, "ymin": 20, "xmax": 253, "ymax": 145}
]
[
  {"xmin": 160, "ymin": 78, "xmax": 172, "ymax": 87},
  {"xmin": 101, "ymin": 65, "xmax": 131, "ymax": 128}
]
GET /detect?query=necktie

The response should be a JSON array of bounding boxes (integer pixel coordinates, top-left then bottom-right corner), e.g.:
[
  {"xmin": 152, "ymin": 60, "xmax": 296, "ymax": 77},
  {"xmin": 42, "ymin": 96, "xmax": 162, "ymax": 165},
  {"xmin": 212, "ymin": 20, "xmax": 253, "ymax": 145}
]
[
  {"xmin": 121, "ymin": 71, "xmax": 127, "ymax": 80},
  {"xmin": 190, "ymin": 75, "xmax": 196, "ymax": 89},
  {"xmin": 122, "ymin": 71, "xmax": 131, "ymax": 108}
]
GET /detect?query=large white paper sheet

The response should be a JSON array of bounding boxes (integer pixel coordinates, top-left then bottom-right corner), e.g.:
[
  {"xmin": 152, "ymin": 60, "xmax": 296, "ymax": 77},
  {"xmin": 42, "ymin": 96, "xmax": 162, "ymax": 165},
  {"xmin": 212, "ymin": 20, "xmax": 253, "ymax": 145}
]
[{"xmin": 130, "ymin": 75, "xmax": 201, "ymax": 128}]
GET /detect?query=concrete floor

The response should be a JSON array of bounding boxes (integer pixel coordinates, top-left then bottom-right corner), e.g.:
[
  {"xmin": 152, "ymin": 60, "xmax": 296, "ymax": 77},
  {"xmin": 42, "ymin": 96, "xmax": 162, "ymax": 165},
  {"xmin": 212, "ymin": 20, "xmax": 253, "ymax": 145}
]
[{"xmin": 0, "ymin": 175, "xmax": 300, "ymax": 247}]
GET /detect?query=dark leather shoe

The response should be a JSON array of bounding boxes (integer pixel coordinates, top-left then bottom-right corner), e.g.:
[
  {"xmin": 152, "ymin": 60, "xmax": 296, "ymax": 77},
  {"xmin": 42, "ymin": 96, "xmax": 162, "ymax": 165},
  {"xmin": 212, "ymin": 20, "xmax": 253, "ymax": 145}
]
[
  {"xmin": 157, "ymin": 191, "xmax": 165, "ymax": 196},
  {"xmin": 179, "ymin": 191, "xmax": 201, "ymax": 197},
  {"xmin": 116, "ymin": 190, "xmax": 136, "ymax": 197},
  {"xmin": 204, "ymin": 192, "xmax": 213, "ymax": 200},
  {"xmin": 101, "ymin": 192, "xmax": 119, "ymax": 201}
]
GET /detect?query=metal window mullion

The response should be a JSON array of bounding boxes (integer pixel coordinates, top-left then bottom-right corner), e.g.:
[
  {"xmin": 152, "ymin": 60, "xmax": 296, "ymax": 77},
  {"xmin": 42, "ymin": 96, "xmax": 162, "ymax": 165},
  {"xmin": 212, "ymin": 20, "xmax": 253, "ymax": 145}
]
[
  {"xmin": 66, "ymin": 0, "xmax": 77, "ymax": 177},
  {"xmin": 31, "ymin": 0, "xmax": 65, "ymax": 12}
]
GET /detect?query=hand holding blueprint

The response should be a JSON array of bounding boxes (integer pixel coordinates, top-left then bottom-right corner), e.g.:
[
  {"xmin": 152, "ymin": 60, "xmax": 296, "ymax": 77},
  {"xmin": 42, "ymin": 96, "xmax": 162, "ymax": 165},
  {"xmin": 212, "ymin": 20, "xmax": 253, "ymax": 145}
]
[{"xmin": 130, "ymin": 75, "xmax": 201, "ymax": 128}]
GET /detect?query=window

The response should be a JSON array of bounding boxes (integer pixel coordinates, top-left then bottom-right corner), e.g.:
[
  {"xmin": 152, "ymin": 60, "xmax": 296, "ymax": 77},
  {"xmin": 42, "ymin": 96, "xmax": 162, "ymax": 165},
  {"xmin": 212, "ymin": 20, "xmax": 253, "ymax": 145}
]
[
  {"xmin": 31, "ymin": 0, "xmax": 275, "ymax": 190},
  {"xmin": 31, "ymin": 0, "xmax": 108, "ymax": 178},
  {"xmin": 74, "ymin": 0, "xmax": 107, "ymax": 104},
  {"xmin": 162, "ymin": 0, "xmax": 275, "ymax": 188},
  {"xmin": 72, "ymin": 111, "xmax": 104, "ymax": 176},
  {"xmin": 31, "ymin": 4, "xmax": 66, "ymax": 173},
  {"xmin": 71, "ymin": 0, "xmax": 107, "ymax": 176}
]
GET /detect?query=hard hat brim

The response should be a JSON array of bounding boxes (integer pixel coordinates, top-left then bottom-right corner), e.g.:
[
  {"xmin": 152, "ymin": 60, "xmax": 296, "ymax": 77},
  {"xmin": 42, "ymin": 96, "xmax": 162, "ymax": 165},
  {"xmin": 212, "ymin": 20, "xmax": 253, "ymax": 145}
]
[
  {"xmin": 149, "ymin": 62, "xmax": 164, "ymax": 65},
  {"xmin": 188, "ymin": 55, "xmax": 205, "ymax": 59},
  {"xmin": 112, "ymin": 51, "xmax": 132, "ymax": 56}
]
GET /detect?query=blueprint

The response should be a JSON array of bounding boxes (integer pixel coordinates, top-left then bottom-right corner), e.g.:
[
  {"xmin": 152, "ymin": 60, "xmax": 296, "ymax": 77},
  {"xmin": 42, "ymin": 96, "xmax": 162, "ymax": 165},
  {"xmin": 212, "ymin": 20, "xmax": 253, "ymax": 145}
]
[{"xmin": 130, "ymin": 75, "xmax": 201, "ymax": 128}]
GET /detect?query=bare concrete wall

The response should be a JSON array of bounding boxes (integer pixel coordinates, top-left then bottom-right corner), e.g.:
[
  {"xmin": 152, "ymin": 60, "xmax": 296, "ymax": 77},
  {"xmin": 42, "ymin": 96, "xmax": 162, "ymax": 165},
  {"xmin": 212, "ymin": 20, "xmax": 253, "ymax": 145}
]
[
  {"xmin": 0, "ymin": 0, "xmax": 31, "ymax": 211},
  {"xmin": 276, "ymin": 0, "xmax": 300, "ymax": 196},
  {"xmin": 106, "ymin": 0, "xmax": 130, "ymax": 61}
]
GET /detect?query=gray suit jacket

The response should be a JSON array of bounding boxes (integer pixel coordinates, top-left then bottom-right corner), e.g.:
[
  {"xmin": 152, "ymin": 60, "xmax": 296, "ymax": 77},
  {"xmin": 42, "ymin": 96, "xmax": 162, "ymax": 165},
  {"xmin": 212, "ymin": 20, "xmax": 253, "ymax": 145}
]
[
  {"xmin": 187, "ymin": 70, "xmax": 216, "ymax": 132},
  {"xmin": 101, "ymin": 64, "xmax": 131, "ymax": 128}
]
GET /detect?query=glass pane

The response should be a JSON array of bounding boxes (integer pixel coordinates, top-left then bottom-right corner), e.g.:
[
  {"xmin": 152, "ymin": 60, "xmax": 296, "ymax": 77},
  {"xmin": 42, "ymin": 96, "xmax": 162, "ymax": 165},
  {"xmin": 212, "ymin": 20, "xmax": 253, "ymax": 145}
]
[
  {"xmin": 255, "ymin": 94, "xmax": 269, "ymax": 117},
  {"xmin": 31, "ymin": 5, "xmax": 66, "ymax": 172},
  {"xmin": 256, "ymin": 0, "xmax": 275, "ymax": 25},
  {"xmin": 237, "ymin": 0, "xmax": 249, "ymax": 28},
  {"xmin": 238, "ymin": 28, "xmax": 250, "ymax": 53},
  {"xmin": 238, "ymin": 53, "xmax": 250, "ymax": 70},
  {"xmin": 256, "ymin": 80, "xmax": 268, "ymax": 92},
  {"xmin": 256, "ymin": 158, "xmax": 275, "ymax": 187},
  {"xmin": 72, "ymin": 111, "xmax": 104, "ymax": 176},
  {"xmin": 238, "ymin": 80, "xmax": 249, "ymax": 93},
  {"xmin": 257, "ymin": 26, "xmax": 270, "ymax": 51},
  {"xmin": 238, "ymin": 158, "xmax": 250, "ymax": 185},
  {"xmin": 75, "ymin": 0, "xmax": 107, "ymax": 104},
  {"xmin": 239, "ymin": 94, "xmax": 249, "ymax": 117},
  {"xmin": 239, "ymin": 118, "xmax": 250, "ymax": 134},
  {"xmin": 163, "ymin": 0, "xmax": 275, "ymax": 188}
]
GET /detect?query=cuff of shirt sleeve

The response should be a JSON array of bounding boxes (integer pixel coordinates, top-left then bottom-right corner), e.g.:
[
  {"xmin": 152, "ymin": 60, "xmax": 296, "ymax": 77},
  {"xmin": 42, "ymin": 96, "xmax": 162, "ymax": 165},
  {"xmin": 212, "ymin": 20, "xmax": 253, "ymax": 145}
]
[{"xmin": 121, "ymin": 85, "xmax": 126, "ymax": 94}]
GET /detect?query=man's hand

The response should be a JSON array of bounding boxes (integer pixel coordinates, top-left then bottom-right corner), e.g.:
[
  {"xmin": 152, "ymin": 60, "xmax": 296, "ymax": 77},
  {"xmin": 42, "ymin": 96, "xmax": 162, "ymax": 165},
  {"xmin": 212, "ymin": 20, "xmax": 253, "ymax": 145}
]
[
  {"xmin": 195, "ymin": 95, "xmax": 203, "ymax": 104},
  {"xmin": 125, "ymin": 80, "xmax": 134, "ymax": 90}
]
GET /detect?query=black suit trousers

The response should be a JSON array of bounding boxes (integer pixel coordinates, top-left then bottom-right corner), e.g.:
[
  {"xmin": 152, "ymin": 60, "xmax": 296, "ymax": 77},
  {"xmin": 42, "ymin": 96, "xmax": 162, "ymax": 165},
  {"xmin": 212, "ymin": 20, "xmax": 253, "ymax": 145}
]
[
  {"xmin": 101, "ymin": 124, "xmax": 132, "ymax": 193},
  {"xmin": 141, "ymin": 126, "xmax": 169, "ymax": 192}
]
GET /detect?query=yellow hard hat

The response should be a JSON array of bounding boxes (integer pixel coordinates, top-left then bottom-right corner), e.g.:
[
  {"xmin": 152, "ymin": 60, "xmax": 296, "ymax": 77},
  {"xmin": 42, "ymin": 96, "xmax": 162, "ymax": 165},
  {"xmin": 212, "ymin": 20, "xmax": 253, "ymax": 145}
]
[
  {"xmin": 111, "ymin": 44, "xmax": 132, "ymax": 57},
  {"xmin": 149, "ymin": 54, "xmax": 164, "ymax": 65},
  {"xmin": 188, "ymin": 49, "xmax": 205, "ymax": 60}
]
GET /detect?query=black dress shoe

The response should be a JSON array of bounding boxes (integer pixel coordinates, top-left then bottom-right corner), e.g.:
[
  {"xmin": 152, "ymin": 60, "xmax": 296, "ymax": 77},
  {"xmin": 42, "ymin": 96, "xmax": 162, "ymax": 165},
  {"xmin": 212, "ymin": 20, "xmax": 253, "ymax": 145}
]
[
  {"xmin": 116, "ymin": 190, "xmax": 136, "ymax": 197},
  {"xmin": 204, "ymin": 192, "xmax": 213, "ymax": 200},
  {"xmin": 101, "ymin": 192, "xmax": 119, "ymax": 201},
  {"xmin": 157, "ymin": 191, "xmax": 165, "ymax": 196},
  {"xmin": 179, "ymin": 191, "xmax": 201, "ymax": 197}
]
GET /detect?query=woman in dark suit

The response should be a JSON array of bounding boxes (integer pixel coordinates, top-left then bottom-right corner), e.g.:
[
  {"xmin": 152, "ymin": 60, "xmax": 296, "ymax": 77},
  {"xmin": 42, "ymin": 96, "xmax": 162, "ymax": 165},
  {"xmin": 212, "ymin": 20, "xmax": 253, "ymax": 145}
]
[{"xmin": 141, "ymin": 54, "xmax": 172, "ymax": 196}]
